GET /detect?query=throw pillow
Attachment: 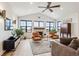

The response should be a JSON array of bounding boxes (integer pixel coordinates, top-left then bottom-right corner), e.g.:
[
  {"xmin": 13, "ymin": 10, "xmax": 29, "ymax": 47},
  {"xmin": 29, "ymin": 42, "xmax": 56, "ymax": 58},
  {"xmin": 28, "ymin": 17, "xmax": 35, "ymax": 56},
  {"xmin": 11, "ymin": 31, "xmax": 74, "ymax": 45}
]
[
  {"xmin": 68, "ymin": 39, "xmax": 79, "ymax": 50},
  {"xmin": 60, "ymin": 38, "xmax": 73, "ymax": 46}
]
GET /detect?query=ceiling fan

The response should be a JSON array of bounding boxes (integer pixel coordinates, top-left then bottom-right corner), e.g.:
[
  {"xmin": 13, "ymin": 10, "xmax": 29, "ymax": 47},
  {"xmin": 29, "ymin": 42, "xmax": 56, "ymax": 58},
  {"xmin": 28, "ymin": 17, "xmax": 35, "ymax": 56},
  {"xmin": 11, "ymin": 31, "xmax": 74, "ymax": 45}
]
[{"xmin": 38, "ymin": 2, "xmax": 60, "ymax": 12}]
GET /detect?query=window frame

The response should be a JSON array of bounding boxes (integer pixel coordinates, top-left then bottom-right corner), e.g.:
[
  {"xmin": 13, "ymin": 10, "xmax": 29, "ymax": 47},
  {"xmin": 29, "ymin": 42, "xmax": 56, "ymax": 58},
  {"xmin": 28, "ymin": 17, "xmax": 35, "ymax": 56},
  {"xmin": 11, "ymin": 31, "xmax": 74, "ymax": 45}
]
[
  {"xmin": 34, "ymin": 21, "xmax": 44, "ymax": 27},
  {"xmin": 26, "ymin": 20, "xmax": 32, "ymax": 32},
  {"xmin": 20, "ymin": 20, "xmax": 32, "ymax": 32},
  {"xmin": 46, "ymin": 21, "xmax": 54, "ymax": 31},
  {"xmin": 57, "ymin": 21, "xmax": 62, "ymax": 30},
  {"xmin": 4, "ymin": 18, "xmax": 13, "ymax": 30},
  {"xmin": 34, "ymin": 21, "xmax": 39, "ymax": 27}
]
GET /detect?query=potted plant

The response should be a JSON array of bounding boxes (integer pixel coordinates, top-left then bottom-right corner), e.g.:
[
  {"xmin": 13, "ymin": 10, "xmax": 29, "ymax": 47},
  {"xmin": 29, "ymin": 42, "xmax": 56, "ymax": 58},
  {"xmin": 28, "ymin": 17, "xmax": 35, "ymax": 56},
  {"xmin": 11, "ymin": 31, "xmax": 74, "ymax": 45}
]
[
  {"xmin": 49, "ymin": 28, "xmax": 57, "ymax": 37},
  {"xmin": 11, "ymin": 29, "xmax": 24, "ymax": 38},
  {"xmin": 49, "ymin": 28, "xmax": 57, "ymax": 33}
]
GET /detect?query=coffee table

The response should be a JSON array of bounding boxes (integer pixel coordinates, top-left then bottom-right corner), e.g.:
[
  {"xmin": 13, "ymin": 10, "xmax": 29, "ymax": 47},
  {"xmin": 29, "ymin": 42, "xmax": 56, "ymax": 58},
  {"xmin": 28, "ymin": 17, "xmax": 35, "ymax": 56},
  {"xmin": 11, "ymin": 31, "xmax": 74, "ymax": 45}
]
[{"xmin": 48, "ymin": 38, "xmax": 60, "ymax": 47}]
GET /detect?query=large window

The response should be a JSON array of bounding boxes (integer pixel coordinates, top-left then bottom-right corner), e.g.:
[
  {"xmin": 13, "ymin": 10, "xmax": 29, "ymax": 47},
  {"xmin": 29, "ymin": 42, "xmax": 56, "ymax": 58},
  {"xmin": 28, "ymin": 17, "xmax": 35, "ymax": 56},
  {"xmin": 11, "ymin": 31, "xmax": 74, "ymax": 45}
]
[
  {"xmin": 46, "ymin": 22, "xmax": 54, "ymax": 31},
  {"xmin": 20, "ymin": 20, "xmax": 32, "ymax": 32},
  {"xmin": 20, "ymin": 20, "xmax": 57, "ymax": 32},
  {"xmin": 20, "ymin": 20, "xmax": 26, "ymax": 29},
  {"xmin": 34, "ymin": 21, "xmax": 39, "ymax": 27},
  {"xmin": 4, "ymin": 18, "xmax": 13, "ymax": 30},
  {"xmin": 46, "ymin": 22, "xmax": 50, "ymax": 31},
  {"xmin": 57, "ymin": 21, "xmax": 62, "ymax": 30},
  {"xmin": 27, "ymin": 21, "xmax": 32, "ymax": 32},
  {"xmin": 40, "ymin": 21, "xmax": 44, "ymax": 27},
  {"xmin": 34, "ymin": 21, "xmax": 44, "ymax": 27}
]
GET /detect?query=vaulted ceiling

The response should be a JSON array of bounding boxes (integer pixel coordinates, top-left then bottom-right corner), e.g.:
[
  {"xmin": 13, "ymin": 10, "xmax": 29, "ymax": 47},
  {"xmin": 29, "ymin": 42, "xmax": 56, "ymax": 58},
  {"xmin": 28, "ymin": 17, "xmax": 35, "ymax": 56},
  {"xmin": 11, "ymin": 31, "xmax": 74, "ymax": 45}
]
[{"xmin": 7, "ymin": 2, "xmax": 79, "ymax": 19}]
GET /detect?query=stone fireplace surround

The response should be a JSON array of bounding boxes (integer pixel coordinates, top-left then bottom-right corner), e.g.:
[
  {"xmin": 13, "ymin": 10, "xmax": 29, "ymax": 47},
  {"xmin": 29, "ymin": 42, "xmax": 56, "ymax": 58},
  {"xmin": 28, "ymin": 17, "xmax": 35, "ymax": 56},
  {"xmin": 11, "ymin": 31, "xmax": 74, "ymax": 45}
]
[{"xmin": 33, "ymin": 27, "xmax": 45, "ymax": 37}]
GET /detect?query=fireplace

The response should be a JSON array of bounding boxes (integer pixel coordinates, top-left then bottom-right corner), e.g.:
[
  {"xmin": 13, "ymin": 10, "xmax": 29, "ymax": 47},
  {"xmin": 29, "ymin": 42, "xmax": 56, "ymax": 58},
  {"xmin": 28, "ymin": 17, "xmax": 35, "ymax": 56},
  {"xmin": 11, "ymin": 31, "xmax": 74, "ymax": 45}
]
[
  {"xmin": 34, "ymin": 27, "xmax": 45, "ymax": 37},
  {"xmin": 38, "ymin": 32, "xmax": 43, "ymax": 37}
]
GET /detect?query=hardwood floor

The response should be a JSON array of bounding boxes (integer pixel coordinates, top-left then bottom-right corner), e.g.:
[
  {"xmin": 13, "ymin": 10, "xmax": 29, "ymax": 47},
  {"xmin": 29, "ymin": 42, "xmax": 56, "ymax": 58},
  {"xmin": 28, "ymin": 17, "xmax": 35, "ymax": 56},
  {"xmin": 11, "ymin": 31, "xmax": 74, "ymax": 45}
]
[
  {"xmin": 2, "ymin": 38, "xmax": 51, "ymax": 56},
  {"xmin": 2, "ymin": 39, "xmax": 33, "ymax": 56},
  {"xmin": 13, "ymin": 39, "xmax": 33, "ymax": 56}
]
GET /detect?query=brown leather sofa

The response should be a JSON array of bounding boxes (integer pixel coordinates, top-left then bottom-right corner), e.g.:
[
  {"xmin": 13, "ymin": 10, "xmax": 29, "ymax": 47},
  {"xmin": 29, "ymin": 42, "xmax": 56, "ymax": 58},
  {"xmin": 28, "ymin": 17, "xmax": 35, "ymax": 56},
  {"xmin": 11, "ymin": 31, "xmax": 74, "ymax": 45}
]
[{"xmin": 32, "ymin": 32, "xmax": 42, "ymax": 41}]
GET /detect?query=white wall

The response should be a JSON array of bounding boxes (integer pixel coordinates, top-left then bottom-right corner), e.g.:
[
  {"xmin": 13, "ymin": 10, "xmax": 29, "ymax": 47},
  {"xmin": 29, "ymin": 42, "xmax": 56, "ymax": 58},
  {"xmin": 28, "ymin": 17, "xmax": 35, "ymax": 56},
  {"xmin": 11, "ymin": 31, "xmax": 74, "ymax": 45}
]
[
  {"xmin": 0, "ymin": 2, "xmax": 17, "ymax": 55},
  {"xmin": 0, "ymin": 17, "xmax": 12, "ymax": 55}
]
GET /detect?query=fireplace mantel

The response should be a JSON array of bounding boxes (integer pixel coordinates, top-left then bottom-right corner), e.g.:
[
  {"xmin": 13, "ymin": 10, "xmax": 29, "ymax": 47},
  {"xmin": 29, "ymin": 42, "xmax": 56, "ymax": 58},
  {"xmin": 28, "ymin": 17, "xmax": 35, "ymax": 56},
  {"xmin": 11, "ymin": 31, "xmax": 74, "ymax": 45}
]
[
  {"xmin": 34, "ymin": 27, "xmax": 45, "ymax": 32},
  {"xmin": 34, "ymin": 27, "xmax": 45, "ymax": 30},
  {"xmin": 33, "ymin": 27, "xmax": 45, "ymax": 37}
]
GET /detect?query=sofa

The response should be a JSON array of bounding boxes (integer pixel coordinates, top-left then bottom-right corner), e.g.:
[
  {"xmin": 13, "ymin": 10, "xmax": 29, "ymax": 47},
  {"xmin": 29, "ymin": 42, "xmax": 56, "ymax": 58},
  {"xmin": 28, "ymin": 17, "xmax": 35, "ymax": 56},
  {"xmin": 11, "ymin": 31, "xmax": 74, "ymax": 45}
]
[
  {"xmin": 51, "ymin": 40, "xmax": 79, "ymax": 56},
  {"xmin": 3, "ymin": 36, "xmax": 21, "ymax": 51},
  {"xmin": 60, "ymin": 37, "xmax": 78, "ymax": 46},
  {"xmin": 60, "ymin": 38, "xmax": 72, "ymax": 46}
]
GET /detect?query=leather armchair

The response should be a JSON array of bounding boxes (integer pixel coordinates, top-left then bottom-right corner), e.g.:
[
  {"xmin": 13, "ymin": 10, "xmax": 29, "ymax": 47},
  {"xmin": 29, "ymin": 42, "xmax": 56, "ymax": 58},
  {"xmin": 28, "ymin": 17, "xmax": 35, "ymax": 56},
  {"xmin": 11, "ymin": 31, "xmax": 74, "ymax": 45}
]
[
  {"xmin": 49, "ymin": 32, "xmax": 59, "ymax": 39},
  {"xmin": 32, "ymin": 32, "xmax": 42, "ymax": 41}
]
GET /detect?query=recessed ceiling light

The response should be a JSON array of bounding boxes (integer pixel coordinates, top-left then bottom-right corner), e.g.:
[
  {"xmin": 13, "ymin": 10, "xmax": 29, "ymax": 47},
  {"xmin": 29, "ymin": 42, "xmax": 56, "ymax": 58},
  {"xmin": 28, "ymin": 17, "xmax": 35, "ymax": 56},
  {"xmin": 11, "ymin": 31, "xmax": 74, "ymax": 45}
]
[
  {"xmin": 30, "ymin": 2, "xmax": 33, "ymax": 4},
  {"xmin": 60, "ymin": 7, "xmax": 63, "ymax": 10},
  {"xmin": 51, "ymin": 12, "xmax": 54, "ymax": 14}
]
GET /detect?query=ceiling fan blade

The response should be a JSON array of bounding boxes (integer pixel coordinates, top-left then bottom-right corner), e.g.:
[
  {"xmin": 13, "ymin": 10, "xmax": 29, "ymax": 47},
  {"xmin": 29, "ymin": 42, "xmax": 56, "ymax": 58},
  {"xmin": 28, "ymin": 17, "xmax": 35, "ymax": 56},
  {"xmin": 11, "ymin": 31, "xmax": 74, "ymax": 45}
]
[
  {"xmin": 38, "ymin": 6, "xmax": 47, "ymax": 8},
  {"xmin": 50, "ymin": 5, "xmax": 60, "ymax": 8},
  {"xmin": 42, "ymin": 8, "xmax": 47, "ymax": 12},
  {"xmin": 47, "ymin": 2, "xmax": 51, "ymax": 7},
  {"xmin": 49, "ymin": 9, "xmax": 53, "ymax": 12}
]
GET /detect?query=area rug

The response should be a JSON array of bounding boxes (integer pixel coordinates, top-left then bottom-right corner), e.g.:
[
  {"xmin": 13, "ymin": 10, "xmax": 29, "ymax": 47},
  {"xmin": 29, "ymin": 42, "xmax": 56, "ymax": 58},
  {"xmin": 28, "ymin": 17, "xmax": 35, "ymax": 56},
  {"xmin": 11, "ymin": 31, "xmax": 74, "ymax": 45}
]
[{"xmin": 30, "ymin": 40, "xmax": 51, "ymax": 55}]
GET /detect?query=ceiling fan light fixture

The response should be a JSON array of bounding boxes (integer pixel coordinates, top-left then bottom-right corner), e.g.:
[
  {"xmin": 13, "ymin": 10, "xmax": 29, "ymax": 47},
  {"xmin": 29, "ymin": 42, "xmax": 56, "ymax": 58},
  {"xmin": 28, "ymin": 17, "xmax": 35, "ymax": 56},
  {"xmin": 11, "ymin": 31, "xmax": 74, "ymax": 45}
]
[{"xmin": 38, "ymin": 2, "xmax": 61, "ymax": 13}]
